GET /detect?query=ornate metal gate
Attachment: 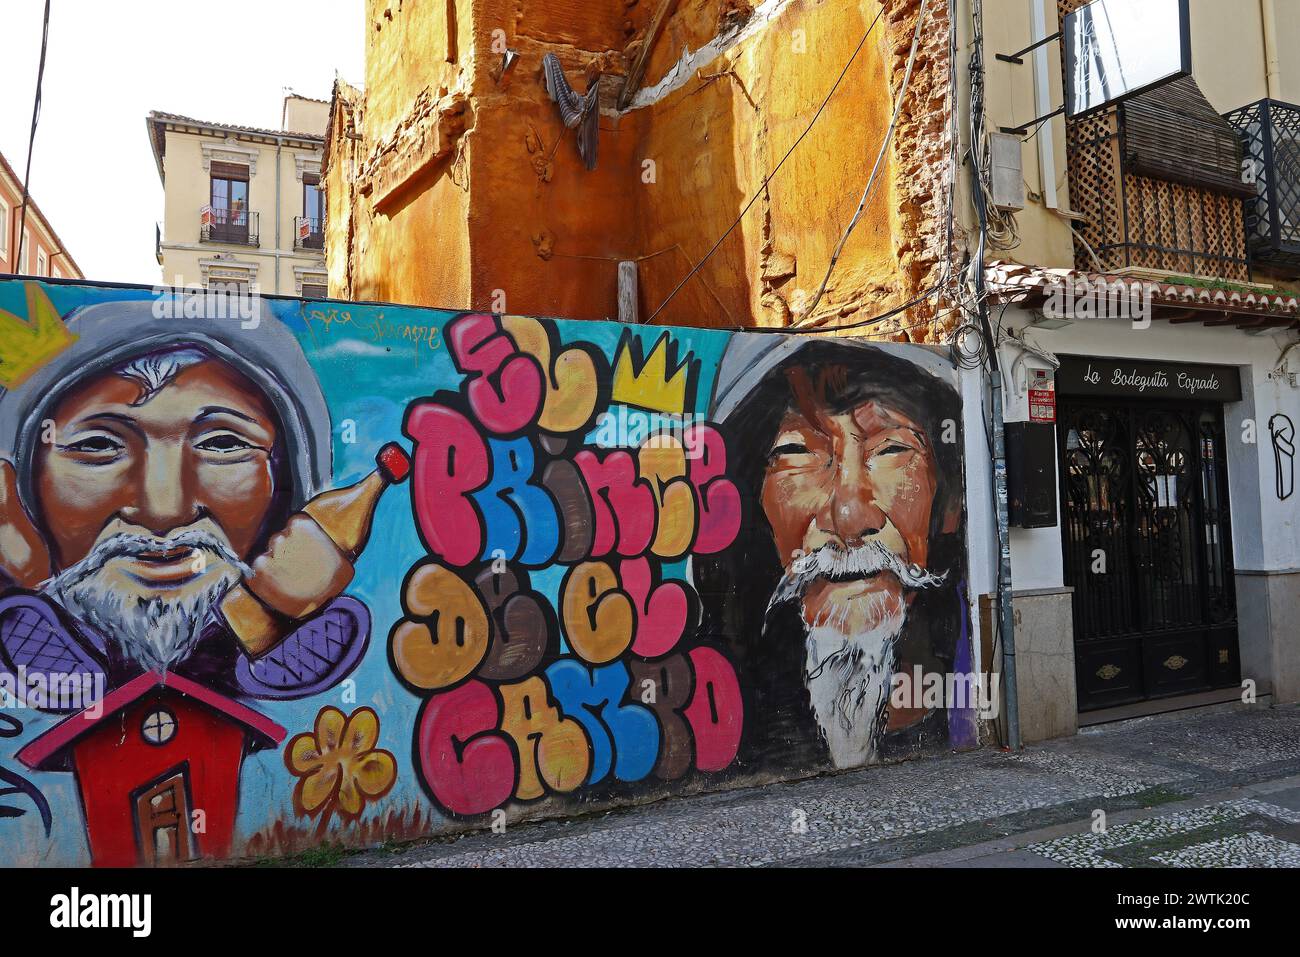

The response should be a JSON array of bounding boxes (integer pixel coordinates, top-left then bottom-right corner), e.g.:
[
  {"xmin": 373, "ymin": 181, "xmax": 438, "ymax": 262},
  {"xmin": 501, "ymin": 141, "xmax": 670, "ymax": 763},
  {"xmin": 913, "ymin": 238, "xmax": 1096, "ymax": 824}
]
[{"xmin": 1059, "ymin": 400, "xmax": 1240, "ymax": 711}]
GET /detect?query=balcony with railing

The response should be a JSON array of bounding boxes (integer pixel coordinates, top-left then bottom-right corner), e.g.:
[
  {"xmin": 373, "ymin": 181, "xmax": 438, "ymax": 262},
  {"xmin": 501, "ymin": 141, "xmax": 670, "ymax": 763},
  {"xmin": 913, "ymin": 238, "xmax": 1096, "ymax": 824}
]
[
  {"xmin": 1064, "ymin": 77, "xmax": 1256, "ymax": 283},
  {"xmin": 1224, "ymin": 99, "xmax": 1300, "ymax": 275},
  {"xmin": 201, "ymin": 205, "xmax": 259, "ymax": 247},
  {"xmin": 295, "ymin": 215, "xmax": 324, "ymax": 251}
]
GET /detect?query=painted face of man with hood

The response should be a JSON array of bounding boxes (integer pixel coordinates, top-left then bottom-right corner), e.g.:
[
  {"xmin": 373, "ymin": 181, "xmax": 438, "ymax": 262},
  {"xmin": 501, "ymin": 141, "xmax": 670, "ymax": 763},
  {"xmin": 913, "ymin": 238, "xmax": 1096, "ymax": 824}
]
[
  {"xmin": 709, "ymin": 338, "xmax": 962, "ymax": 770},
  {"xmin": 34, "ymin": 348, "xmax": 284, "ymax": 672},
  {"xmin": 760, "ymin": 363, "xmax": 950, "ymax": 767},
  {"xmin": 0, "ymin": 295, "xmax": 332, "ymax": 677}
]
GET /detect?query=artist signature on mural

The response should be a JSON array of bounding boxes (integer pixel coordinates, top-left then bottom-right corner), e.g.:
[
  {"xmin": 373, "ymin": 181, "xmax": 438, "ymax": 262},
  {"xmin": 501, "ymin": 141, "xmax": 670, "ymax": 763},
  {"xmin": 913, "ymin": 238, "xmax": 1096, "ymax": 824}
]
[{"xmin": 302, "ymin": 306, "xmax": 443, "ymax": 357}]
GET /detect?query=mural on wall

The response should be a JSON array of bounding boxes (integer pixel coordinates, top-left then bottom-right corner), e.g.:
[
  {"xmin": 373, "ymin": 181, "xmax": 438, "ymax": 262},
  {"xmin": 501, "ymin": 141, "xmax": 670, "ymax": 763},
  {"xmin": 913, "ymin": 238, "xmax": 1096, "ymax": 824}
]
[
  {"xmin": 701, "ymin": 338, "xmax": 971, "ymax": 772},
  {"xmin": 0, "ymin": 279, "xmax": 972, "ymax": 866}
]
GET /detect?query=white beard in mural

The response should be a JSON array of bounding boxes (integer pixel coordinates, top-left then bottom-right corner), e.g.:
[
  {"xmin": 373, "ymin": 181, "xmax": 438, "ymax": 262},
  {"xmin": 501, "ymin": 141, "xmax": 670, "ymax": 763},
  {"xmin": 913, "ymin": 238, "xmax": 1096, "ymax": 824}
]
[
  {"xmin": 44, "ymin": 526, "xmax": 249, "ymax": 672},
  {"xmin": 769, "ymin": 541, "xmax": 947, "ymax": 768}
]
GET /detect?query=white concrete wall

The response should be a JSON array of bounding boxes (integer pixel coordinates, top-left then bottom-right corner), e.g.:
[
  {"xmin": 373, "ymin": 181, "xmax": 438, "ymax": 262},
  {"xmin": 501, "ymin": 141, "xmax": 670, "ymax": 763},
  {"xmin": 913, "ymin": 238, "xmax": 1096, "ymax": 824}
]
[
  {"xmin": 994, "ymin": 307, "xmax": 1300, "ymax": 579},
  {"xmin": 961, "ymin": 362, "xmax": 1000, "ymax": 677}
]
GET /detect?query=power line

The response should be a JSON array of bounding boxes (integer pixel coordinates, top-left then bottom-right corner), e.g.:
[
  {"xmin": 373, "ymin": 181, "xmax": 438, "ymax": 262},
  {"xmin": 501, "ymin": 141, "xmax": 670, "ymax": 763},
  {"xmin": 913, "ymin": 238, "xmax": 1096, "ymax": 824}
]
[
  {"xmin": 801, "ymin": 0, "xmax": 932, "ymax": 321},
  {"xmin": 755, "ymin": 280, "xmax": 947, "ymax": 336},
  {"xmin": 644, "ymin": 3, "xmax": 888, "ymax": 325},
  {"xmin": 16, "ymin": 0, "xmax": 52, "ymax": 274},
  {"xmin": 752, "ymin": 0, "xmax": 960, "ymax": 341}
]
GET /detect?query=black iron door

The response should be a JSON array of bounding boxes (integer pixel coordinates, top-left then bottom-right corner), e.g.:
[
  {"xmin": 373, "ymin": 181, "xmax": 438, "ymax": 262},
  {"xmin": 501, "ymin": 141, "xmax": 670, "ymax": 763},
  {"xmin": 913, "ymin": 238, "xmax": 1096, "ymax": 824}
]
[{"xmin": 1059, "ymin": 400, "xmax": 1239, "ymax": 711}]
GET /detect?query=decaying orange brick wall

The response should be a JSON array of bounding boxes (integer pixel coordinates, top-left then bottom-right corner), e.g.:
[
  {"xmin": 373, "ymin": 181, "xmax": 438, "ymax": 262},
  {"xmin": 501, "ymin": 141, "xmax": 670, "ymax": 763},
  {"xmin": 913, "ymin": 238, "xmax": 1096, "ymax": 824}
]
[{"xmin": 325, "ymin": 0, "xmax": 955, "ymax": 341}]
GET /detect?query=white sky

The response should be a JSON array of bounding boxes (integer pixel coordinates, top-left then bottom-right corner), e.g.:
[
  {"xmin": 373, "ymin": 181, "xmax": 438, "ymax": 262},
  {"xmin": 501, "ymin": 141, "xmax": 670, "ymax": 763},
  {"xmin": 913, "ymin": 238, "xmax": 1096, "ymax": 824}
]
[{"xmin": 0, "ymin": 0, "xmax": 365, "ymax": 285}]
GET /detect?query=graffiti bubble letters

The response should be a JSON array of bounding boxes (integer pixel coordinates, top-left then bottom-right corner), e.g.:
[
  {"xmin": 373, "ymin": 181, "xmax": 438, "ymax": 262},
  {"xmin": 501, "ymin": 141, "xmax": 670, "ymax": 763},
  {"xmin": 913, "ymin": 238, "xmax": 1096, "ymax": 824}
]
[{"xmin": 393, "ymin": 314, "xmax": 744, "ymax": 816}]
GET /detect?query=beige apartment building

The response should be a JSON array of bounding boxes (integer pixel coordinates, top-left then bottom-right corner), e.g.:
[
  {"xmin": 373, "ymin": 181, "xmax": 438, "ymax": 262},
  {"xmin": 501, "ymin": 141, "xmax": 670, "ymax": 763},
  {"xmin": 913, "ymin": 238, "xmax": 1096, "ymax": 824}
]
[
  {"xmin": 148, "ymin": 95, "xmax": 330, "ymax": 296},
  {"xmin": 963, "ymin": 0, "xmax": 1300, "ymax": 740}
]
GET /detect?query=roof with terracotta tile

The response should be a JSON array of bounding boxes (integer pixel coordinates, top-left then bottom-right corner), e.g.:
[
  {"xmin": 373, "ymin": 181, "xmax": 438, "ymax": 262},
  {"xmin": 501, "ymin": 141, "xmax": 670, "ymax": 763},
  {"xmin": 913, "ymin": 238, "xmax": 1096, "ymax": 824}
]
[
  {"xmin": 986, "ymin": 260, "xmax": 1300, "ymax": 329},
  {"xmin": 146, "ymin": 111, "xmax": 325, "ymax": 182}
]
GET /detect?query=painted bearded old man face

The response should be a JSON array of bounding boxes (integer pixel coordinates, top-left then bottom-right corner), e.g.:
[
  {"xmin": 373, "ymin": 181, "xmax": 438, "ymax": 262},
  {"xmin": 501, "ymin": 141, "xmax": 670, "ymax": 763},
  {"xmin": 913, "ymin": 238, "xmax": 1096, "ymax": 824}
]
[
  {"xmin": 33, "ymin": 349, "xmax": 282, "ymax": 672},
  {"xmin": 760, "ymin": 365, "xmax": 950, "ymax": 768}
]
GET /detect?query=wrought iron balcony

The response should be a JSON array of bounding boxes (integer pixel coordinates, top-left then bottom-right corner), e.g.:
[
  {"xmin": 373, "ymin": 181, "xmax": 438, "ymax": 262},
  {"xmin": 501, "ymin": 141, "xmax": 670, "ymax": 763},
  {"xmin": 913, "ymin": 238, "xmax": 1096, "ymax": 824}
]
[
  {"xmin": 1225, "ymin": 99, "xmax": 1300, "ymax": 275},
  {"xmin": 200, "ymin": 206, "xmax": 259, "ymax": 247},
  {"xmin": 295, "ymin": 215, "xmax": 324, "ymax": 251}
]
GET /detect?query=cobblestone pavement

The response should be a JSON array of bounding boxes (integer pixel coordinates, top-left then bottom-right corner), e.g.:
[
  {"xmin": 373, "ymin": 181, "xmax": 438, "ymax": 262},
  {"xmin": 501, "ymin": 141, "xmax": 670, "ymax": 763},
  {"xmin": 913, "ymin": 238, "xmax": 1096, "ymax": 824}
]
[{"xmin": 344, "ymin": 702, "xmax": 1300, "ymax": 868}]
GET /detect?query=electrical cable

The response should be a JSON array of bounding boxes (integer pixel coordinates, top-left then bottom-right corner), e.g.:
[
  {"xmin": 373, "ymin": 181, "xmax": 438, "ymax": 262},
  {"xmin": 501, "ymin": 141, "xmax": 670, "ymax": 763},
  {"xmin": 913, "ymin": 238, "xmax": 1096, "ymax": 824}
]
[
  {"xmin": 939, "ymin": 0, "xmax": 962, "ymax": 356},
  {"xmin": 1018, "ymin": 112, "xmax": 1053, "ymax": 145},
  {"xmin": 754, "ymin": 281, "xmax": 948, "ymax": 336},
  {"xmin": 647, "ymin": 0, "xmax": 968, "ymax": 340},
  {"xmin": 16, "ymin": 0, "xmax": 52, "ymax": 275},
  {"xmin": 644, "ymin": 3, "xmax": 889, "ymax": 325},
  {"xmin": 968, "ymin": 0, "xmax": 1020, "ymax": 251},
  {"xmin": 969, "ymin": 0, "xmax": 1022, "ymax": 751},
  {"xmin": 800, "ymin": 0, "xmax": 932, "ymax": 322}
]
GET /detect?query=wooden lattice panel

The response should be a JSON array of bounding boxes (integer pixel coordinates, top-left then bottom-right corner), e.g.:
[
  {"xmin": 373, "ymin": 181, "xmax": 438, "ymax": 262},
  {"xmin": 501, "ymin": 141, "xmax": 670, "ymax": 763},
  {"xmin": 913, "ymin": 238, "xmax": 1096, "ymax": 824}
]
[
  {"xmin": 1067, "ymin": 111, "xmax": 1127, "ymax": 271},
  {"xmin": 1060, "ymin": 0, "xmax": 1093, "ymax": 262},
  {"xmin": 1117, "ymin": 174, "xmax": 1248, "ymax": 280}
]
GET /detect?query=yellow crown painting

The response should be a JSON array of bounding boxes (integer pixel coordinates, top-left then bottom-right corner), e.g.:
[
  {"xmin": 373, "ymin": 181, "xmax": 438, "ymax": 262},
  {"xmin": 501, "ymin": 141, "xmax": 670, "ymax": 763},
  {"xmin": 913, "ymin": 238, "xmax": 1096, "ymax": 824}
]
[
  {"xmin": 0, "ymin": 283, "xmax": 76, "ymax": 390},
  {"xmin": 610, "ymin": 331, "xmax": 698, "ymax": 414}
]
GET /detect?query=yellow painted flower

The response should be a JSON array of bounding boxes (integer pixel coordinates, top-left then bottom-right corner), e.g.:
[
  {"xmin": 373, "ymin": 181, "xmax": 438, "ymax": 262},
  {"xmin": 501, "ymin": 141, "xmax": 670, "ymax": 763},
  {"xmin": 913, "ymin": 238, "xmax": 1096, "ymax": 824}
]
[{"xmin": 286, "ymin": 706, "xmax": 397, "ymax": 824}]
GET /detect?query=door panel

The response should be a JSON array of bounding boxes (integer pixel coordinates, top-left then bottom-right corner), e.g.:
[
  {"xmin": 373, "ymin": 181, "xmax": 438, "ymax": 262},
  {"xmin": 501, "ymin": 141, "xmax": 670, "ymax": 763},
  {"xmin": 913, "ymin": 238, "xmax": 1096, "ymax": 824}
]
[
  {"xmin": 133, "ymin": 768, "xmax": 194, "ymax": 866},
  {"xmin": 1059, "ymin": 400, "xmax": 1239, "ymax": 711},
  {"xmin": 1075, "ymin": 637, "xmax": 1145, "ymax": 707}
]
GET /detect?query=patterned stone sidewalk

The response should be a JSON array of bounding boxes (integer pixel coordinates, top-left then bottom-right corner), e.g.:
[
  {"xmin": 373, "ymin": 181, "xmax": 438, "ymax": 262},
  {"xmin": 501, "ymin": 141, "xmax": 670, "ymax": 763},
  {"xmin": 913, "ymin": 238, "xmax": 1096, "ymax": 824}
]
[{"xmin": 343, "ymin": 702, "xmax": 1300, "ymax": 868}]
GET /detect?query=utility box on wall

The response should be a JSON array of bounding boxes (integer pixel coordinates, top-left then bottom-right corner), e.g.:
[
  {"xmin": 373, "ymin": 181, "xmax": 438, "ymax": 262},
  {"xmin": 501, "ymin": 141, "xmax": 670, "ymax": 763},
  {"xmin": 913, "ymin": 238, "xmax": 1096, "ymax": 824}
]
[
  {"xmin": 988, "ymin": 132, "xmax": 1026, "ymax": 211},
  {"xmin": 1007, "ymin": 421, "xmax": 1058, "ymax": 528}
]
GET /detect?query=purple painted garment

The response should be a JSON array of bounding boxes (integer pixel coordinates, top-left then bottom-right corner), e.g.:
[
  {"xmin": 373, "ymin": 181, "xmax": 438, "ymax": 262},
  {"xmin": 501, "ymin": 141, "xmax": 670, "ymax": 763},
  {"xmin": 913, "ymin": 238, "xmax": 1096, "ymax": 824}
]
[
  {"xmin": 0, "ymin": 590, "xmax": 370, "ymax": 708},
  {"xmin": 234, "ymin": 596, "xmax": 371, "ymax": 700},
  {"xmin": 947, "ymin": 581, "xmax": 979, "ymax": 750}
]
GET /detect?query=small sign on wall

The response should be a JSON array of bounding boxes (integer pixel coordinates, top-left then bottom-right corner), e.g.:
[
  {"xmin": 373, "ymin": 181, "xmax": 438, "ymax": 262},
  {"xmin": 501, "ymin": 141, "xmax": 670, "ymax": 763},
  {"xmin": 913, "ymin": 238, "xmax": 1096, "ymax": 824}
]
[
  {"xmin": 1029, "ymin": 389, "xmax": 1055, "ymax": 422},
  {"xmin": 1028, "ymin": 368, "xmax": 1055, "ymax": 423}
]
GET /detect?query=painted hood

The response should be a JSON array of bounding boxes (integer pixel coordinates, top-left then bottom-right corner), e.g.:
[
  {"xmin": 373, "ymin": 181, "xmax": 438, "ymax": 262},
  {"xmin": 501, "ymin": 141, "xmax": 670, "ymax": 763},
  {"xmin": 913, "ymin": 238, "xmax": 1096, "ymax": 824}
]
[
  {"xmin": 0, "ymin": 294, "xmax": 332, "ymax": 513},
  {"xmin": 708, "ymin": 332, "xmax": 957, "ymax": 422}
]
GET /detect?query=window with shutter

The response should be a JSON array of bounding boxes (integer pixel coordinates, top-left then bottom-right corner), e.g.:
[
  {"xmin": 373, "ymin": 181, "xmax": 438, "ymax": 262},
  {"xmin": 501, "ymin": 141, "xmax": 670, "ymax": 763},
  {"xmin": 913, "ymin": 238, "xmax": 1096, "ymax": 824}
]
[
  {"xmin": 302, "ymin": 173, "xmax": 323, "ymax": 245},
  {"xmin": 210, "ymin": 163, "xmax": 252, "ymax": 243},
  {"xmin": 1120, "ymin": 77, "xmax": 1254, "ymax": 197},
  {"xmin": 210, "ymin": 161, "xmax": 250, "ymax": 181}
]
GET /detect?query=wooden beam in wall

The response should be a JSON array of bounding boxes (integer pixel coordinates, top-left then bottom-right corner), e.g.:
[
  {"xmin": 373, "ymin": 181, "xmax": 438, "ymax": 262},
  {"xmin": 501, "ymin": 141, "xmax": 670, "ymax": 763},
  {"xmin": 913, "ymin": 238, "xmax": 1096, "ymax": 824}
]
[
  {"xmin": 618, "ymin": 0, "xmax": 679, "ymax": 111},
  {"xmin": 446, "ymin": 0, "xmax": 458, "ymax": 64}
]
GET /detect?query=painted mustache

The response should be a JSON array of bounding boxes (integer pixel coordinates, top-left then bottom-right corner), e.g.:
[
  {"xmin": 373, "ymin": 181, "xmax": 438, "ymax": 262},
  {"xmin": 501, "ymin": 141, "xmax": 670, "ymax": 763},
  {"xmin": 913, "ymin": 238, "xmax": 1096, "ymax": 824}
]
[
  {"xmin": 767, "ymin": 540, "xmax": 946, "ymax": 613},
  {"xmin": 46, "ymin": 528, "xmax": 251, "ymax": 592}
]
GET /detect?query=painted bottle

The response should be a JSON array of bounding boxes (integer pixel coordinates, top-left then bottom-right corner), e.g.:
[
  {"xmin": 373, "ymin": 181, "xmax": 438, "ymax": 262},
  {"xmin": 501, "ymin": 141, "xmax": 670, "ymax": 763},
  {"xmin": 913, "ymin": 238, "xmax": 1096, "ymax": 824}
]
[
  {"xmin": 221, "ymin": 443, "xmax": 411, "ymax": 656},
  {"xmin": 302, "ymin": 442, "xmax": 411, "ymax": 559}
]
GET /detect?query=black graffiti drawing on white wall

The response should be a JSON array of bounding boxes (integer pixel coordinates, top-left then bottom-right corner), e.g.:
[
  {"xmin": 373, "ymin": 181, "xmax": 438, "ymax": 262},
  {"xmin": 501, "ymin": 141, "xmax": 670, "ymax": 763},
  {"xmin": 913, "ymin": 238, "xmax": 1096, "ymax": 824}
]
[
  {"xmin": 1270, "ymin": 414, "xmax": 1295, "ymax": 501},
  {"xmin": 0, "ymin": 715, "xmax": 51, "ymax": 835}
]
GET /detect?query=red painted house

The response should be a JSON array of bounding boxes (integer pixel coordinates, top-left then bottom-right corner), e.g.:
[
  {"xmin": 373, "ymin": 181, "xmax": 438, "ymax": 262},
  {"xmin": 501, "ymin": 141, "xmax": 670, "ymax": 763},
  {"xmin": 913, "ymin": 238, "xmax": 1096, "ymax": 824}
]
[{"xmin": 17, "ymin": 671, "xmax": 285, "ymax": 867}]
